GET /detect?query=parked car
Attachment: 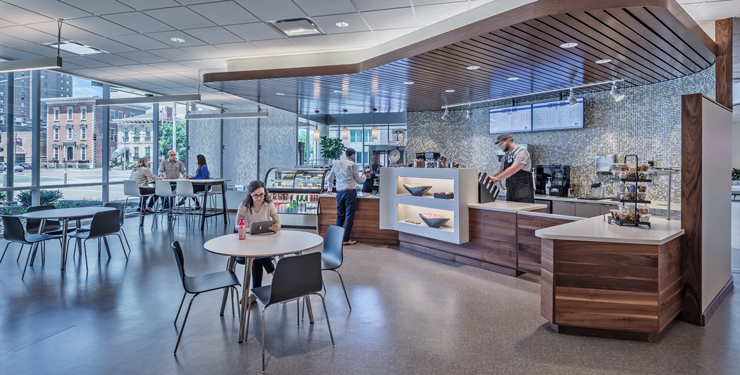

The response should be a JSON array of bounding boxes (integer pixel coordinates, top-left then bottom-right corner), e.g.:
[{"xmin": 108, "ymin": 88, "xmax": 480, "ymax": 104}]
[
  {"xmin": 0, "ymin": 162, "xmax": 6, "ymax": 172},
  {"xmin": 17, "ymin": 163, "xmax": 32, "ymax": 170},
  {"xmin": 13, "ymin": 164, "xmax": 24, "ymax": 172}
]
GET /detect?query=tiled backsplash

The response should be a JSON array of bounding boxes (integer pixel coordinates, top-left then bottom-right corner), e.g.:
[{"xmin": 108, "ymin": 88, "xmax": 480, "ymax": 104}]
[{"xmin": 407, "ymin": 66, "xmax": 716, "ymax": 203}]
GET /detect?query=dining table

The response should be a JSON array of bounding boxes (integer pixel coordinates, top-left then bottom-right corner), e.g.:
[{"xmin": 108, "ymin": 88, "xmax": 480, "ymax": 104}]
[
  {"xmin": 21, "ymin": 206, "xmax": 117, "ymax": 271},
  {"xmin": 204, "ymin": 230, "xmax": 324, "ymax": 343},
  {"xmin": 159, "ymin": 178, "xmax": 230, "ymax": 230}
]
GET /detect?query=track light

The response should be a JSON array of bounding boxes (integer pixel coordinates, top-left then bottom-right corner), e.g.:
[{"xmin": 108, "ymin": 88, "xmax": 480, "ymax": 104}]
[
  {"xmin": 441, "ymin": 108, "xmax": 449, "ymax": 120},
  {"xmin": 568, "ymin": 89, "xmax": 578, "ymax": 107},
  {"xmin": 610, "ymin": 82, "xmax": 625, "ymax": 102}
]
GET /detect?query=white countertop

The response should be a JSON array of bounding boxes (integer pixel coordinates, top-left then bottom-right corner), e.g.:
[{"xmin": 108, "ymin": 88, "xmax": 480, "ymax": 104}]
[
  {"xmin": 535, "ymin": 215, "xmax": 684, "ymax": 245},
  {"xmin": 531, "ymin": 194, "xmax": 681, "ymax": 212},
  {"xmin": 319, "ymin": 193, "xmax": 380, "ymax": 199},
  {"xmin": 469, "ymin": 202, "xmax": 547, "ymax": 213}
]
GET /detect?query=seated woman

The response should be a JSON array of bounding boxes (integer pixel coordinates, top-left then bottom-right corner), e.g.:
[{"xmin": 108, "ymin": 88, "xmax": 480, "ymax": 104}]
[
  {"xmin": 131, "ymin": 157, "xmax": 158, "ymax": 213},
  {"xmin": 178, "ymin": 154, "xmax": 209, "ymax": 210},
  {"xmin": 235, "ymin": 180, "xmax": 281, "ymax": 303}
]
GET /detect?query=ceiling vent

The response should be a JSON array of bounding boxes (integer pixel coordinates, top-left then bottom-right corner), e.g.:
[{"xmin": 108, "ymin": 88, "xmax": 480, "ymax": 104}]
[{"xmin": 267, "ymin": 18, "xmax": 325, "ymax": 38}]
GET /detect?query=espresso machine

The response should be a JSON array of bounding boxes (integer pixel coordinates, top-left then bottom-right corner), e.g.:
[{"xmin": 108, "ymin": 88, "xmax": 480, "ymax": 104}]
[{"xmin": 535, "ymin": 164, "xmax": 571, "ymax": 196}]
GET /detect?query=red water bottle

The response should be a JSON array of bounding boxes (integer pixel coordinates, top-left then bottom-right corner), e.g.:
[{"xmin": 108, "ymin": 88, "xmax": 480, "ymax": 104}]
[{"xmin": 238, "ymin": 218, "xmax": 247, "ymax": 240}]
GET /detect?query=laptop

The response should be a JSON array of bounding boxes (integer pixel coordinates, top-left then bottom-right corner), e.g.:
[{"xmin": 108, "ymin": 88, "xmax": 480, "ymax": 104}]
[{"xmin": 250, "ymin": 220, "xmax": 277, "ymax": 235}]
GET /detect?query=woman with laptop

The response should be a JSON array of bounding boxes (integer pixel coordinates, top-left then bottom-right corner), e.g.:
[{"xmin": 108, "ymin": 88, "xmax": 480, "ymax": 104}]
[{"xmin": 235, "ymin": 180, "xmax": 281, "ymax": 304}]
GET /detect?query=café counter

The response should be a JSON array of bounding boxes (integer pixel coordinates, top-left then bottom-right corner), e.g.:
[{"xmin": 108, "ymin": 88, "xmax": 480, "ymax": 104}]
[{"xmin": 318, "ymin": 193, "xmax": 399, "ymax": 246}]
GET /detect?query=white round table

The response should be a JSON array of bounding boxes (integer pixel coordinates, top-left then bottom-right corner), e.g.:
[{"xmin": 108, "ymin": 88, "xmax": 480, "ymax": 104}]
[
  {"xmin": 22, "ymin": 207, "xmax": 117, "ymax": 271},
  {"xmin": 204, "ymin": 230, "xmax": 323, "ymax": 343}
]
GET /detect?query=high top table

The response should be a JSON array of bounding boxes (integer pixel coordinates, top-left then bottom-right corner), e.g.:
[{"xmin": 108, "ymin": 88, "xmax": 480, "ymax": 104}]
[
  {"xmin": 204, "ymin": 230, "xmax": 324, "ymax": 343},
  {"xmin": 22, "ymin": 206, "xmax": 117, "ymax": 271},
  {"xmin": 160, "ymin": 178, "xmax": 230, "ymax": 230}
]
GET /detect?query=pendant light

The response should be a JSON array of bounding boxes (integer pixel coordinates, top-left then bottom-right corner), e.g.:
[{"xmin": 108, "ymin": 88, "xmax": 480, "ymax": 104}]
[
  {"xmin": 313, "ymin": 110, "xmax": 320, "ymax": 141},
  {"xmin": 371, "ymin": 108, "xmax": 378, "ymax": 140},
  {"xmin": 341, "ymin": 109, "xmax": 349, "ymax": 140},
  {"xmin": 568, "ymin": 89, "xmax": 578, "ymax": 107}
]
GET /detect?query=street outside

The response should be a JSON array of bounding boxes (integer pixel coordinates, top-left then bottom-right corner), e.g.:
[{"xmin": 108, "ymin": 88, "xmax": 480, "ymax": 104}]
[{"xmin": 1, "ymin": 168, "xmax": 134, "ymax": 202}]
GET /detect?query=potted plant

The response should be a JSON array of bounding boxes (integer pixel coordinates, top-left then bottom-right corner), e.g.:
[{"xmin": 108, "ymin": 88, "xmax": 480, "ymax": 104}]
[{"xmin": 319, "ymin": 136, "xmax": 347, "ymax": 163}]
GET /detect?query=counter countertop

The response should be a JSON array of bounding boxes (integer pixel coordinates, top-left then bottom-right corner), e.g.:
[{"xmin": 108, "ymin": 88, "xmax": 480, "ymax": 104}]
[
  {"xmin": 531, "ymin": 194, "xmax": 681, "ymax": 212},
  {"xmin": 319, "ymin": 193, "xmax": 380, "ymax": 199},
  {"xmin": 535, "ymin": 215, "xmax": 683, "ymax": 245},
  {"xmin": 469, "ymin": 202, "xmax": 547, "ymax": 213}
]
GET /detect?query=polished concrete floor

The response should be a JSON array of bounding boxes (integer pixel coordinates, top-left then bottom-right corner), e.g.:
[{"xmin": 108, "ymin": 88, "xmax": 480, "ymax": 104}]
[
  {"xmin": 731, "ymin": 201, "xmax": 740, "ymax": 271},
  {"xmin": 0, "ymin": 213, "xmax": 739, "ymax": 375}
]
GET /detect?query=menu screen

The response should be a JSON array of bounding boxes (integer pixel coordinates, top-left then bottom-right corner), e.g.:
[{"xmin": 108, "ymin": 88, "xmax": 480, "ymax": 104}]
[
  {"xmin": 489, "ymin": 105, "xmax": 532, "ymax": 134},
  {"xmin": 532, "ymin": 98, "xmax": 584, "ymax": 131}
]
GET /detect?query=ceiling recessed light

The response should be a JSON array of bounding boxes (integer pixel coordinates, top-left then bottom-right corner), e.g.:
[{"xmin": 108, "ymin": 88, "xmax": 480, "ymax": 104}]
[
  {"xmin": 333, "ymin": 90, "xmax": 343, "ymax": 93},
  {"xmin": 269, "ymin": 18, "xmax": 325, "ymax": 37},
  {"xmin": 595, "ymin": 59, "xmax": 612, "ymax": 64},
  {"xmin": 507, "ymin": 77, "xmax": 519, "ymax": 81},
  {"xmin": 559, "ymin": 42, "xmax": 578, "ymax": 48},
  {"xmin": 445, "ymin": 89, "xmax": 455, "ymax": 93},
  {"xmin": 404, "ymin": 81, "xmax": 414, "ymax": 85},
  {"xmin": 335, "ymin": 21, "xmax": 349, "ymax": 28},
  {"xmin": 466, "ymin": 65, "xmax": 480, "ymax": 70},
  {"xmin": 170, "ymin": 37, "xmax": 185, "ymax": 43},
  {"xmin": 276, "ymin": 92, "xmax": 285, "ymax": 96}
]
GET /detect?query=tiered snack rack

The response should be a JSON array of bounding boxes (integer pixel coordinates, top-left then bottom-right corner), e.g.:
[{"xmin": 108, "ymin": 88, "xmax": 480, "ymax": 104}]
[{"xmin": 608, "ymin": 154, "xmax": 651, "ymax": 228}]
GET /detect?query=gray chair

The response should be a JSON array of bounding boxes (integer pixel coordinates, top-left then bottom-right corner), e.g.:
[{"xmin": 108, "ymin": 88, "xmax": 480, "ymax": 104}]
[
  {"xmin": 124, "ymin": 179, "xmax": 153, "ymax": 226},
  {"xmin": 104, "ymin": 202, "xmax": 131, "ymax": 253},
  {"xmin": 247, "ymin": 252, "xmax": 334, "ymax": 372},
  {"xmin": 321, "ymin": 225, "xmax": 351, "ymax": 310},
  {"xmin": 68, "ymin": 210, "xmax": 128, "ymax": 272},
  {"xmin": 171, "ymin": 241, "xmax": 241, "ymax": 354},
  {"xmin": 1, "ymin": 215, "xmax": 62, "ymax": 280}
]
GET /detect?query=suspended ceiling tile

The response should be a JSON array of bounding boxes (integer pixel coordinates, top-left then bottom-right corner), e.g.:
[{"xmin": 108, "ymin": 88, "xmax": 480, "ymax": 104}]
[
  {"xmin": 62, "ymin": 56, "xmax": 113, "ymax": 68},
  {"xmin": 0, "ymin": 47, "xmax": 42, "ymax": 60},
  {"xmin": 329, "ymin": 31, "xmax": 378, "ymax": 48},
  {"xmin": 86, "ymin": 53, "xmax": 141, "ymax": 66},
  {"xmin": 292, "ymin": 0, "xmax": 358, "ymax": 17},
  {"xmin": 116, "ymin": 51, "xmax": 170, "ymax": 64},
  {"xmin": 0, "ymin": 20, "xmax": 16, "ymax": 28},
  {"xmin": 102, "ymin": 12, "xmax": 175, "ymax": 34},
  {"xmin": 176, "ymin": 0, "xmax": 227, "ymax": 4},
  {"xmin": 687, "ymin": 1, "xmax": 740, "ymax": 22},
  {"xmin": 179, "ymin": 45, "xmax": 233, "ymax": 58},
  {"xmin": 0, "ymin": 2, "xmax": 52, "ymax": 24},
  {"xmin": 373, "ymin": 27, "xmax": 419, "ymax": 44},
  {"xmin": 147, "ymin": 47, "xmax": 198, "ymax": 61},
  {"xmin": 59, "ymin": 0, "xmax": 136, "ymax": 15},
  {"xmin": 412, "ymin": 0, "xmax": 468, "ymax": 5},
  {"xmin": 28, "ymin": 22, "xmax": 103, "ymax": 41},
  {"xmin": 289, "ymin": 35, "xmax": 341, "ymax": 52},
  {"xmin": 0, "ymin": 33, "xmax": 33, "ymax": 48},
  {"xmin": 13, "ymin": 44, "xmax": 77, "ymax": 58},
  {"xmin": 0, "ymin": 26, "xmax": 56, "ymax": 44},
  {"xmin": 312, "ymin": 13, "xmax": 371, "ymax": 34},
  {"xmin": 95, "ymin": 65, "xmax": 140, "ymax": 75},
  {"xmin": 183, "ymin": 27, "xmax": 244, "ymax": 45},
  {"xmin": 224, "ymin": 23, "xmax": 285, "ymax": 42},
  {"xmin": 65, "ymin": 17, "xmax": 137, "ymax": 38},
  {"xmin": 122, "ymin": 64, "xmax": 168, "ymax": 74},
  {"xmin": 250, "ymin": 38, "xmax": 303, "ymax": 54},
  {"xmin": 187, "ymin": 1, "xmax": 260, "ymax": 26},
  {"xmin": 352, "ymin": 0, "xmax": 411, "ymax": 12},
  {"xmin": 116, "ymin": 0, "xmax": 181, "ymax": 11},
  {"xmin": 2, "ymin": 0, "xmax": 91, "ymax": 19},
  {"xmin": 213, "ymin": 42, "xmax": 268, "ymax": 57},
  {"xmin": 414, "ymin": 3, "xmax": 470, "ymax": 27},
  {"xmin": 148, "ymin": 61, "xmax": 194, "ymax": 72},
  {"xmin": 361, "ymin": 7, "xmax": 417, "ymax": 30},
  {"xmin": 83, "ymin": 38, "xmax": 140, "ymax": 53},
  {"xmin": 144, "ymin": 7, "xmax": 217, "ymax": 30},
  {"xmin": 234, "ymin": 0, "xmax": 307, "ymax": 21},
  {"xmin": 177, "ymin": 58, "xmax": 228, "ymax": 69},
  {"xmin": 145, "ymin": 30, "xmax": 208, "ymax": 48},
  {"xmin": 110, "ymin": 34, "xmax": 172, "ymax": 51}
]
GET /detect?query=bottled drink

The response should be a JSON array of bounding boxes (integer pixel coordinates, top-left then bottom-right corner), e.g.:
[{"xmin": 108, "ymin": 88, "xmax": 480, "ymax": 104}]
[{"xmin": 238, "ymin": 218, "xmax": 247, "ymax": 240}]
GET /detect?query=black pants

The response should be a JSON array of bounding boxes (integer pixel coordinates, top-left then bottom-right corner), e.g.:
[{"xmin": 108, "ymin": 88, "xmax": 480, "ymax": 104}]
[
  {"xmin": 139, "ymin": 187, "xmax": 158, "ymax": 208},
  {"xmin": 336, "ymin": 190, "xmax": 357, "ymax": 242},
  {"xmin": 234, "ymin": 229, "xmax": 274, "ymax": 287}
]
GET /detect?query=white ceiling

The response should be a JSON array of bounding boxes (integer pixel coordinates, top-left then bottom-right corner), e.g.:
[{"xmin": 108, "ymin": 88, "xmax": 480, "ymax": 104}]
[{"xmin": 0, "ymin": 0, "xmax": 737, "ymax": 110}]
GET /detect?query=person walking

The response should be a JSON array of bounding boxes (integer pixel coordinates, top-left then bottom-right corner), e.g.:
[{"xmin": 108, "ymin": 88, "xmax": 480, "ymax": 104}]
[{"xmin": 326, "ymin": 148, "xmax": 371, "ymax": 245}]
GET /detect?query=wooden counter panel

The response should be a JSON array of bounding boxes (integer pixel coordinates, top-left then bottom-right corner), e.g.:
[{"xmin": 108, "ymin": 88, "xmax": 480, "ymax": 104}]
[
  {"xmin": 517, "ymin": 214, "xmax": 581, "ymax": 275},
  {"xmin": 541, "ymin": 239, "xmax": 555, "ymax": 321},
  {"xmin": 318, "ymin": 196, "xmax": 399, "ymax": 246},
  {"xmin": 658, "ymin": 238, "xmax": 682, "ymax": 331}
]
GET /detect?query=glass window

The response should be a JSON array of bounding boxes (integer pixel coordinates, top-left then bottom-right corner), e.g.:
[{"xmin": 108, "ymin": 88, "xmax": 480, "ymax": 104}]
[
  {"xmin": 145, "ymin": 146, "xmax": 150, "ymax": 159},
  {"xmin": 67, "ymin": 126, "xmax": 72, "ymax": 140},
  {"xmin": 67, "ymin": 107, "xmax": 72, "ymax": 121},
  {"xmin": 53, "ymin": 147, "xmax": 58, "ymax": 160},
  {"xmin": 133, "ymin": 147, "xmax": 139, "ymax": 159},
  {"xmin": 80, "ymin": 126, "xmax": 86, "ymax": 140},
  {"xmin": 53, "ymin": 107, "xmax": 59, "ymax": 121},
  {"xmin": 81, "ymin": 106, "xmax": 87, "ymax": 120},
  {"xmin": 81, "ymin": 147, "xmax": 86, "ymax": 161},
  {"xmin": 54, "ymin": 127, "xmax": 59, "ymax": 140}
]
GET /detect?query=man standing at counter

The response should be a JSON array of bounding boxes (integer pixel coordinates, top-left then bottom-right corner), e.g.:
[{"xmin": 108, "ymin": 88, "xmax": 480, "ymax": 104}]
[
  {"xmin": 362, "ymin": 152, "xmax": 381, "ymax": 193},
  {"xmin": 487, "ymin": 133, "xmax": 534, "ymax": 203},
  {"xmin": 326, "ymin": 148, "xmax": 372, "ymax": 245}
]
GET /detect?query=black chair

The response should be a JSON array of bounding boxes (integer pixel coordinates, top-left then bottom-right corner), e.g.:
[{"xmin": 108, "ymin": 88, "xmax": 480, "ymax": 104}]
[
  {"xmin": 104, "ymin": 202, "xmax": 131, "ymax": 253},
  {"xmin": 321, "ymin": 225, "xmax": 351, "ymax": 310},
  {"xmin": 247, "ymin": 252, "xmax": 334, "ymax": 372},
  {"xmin": 26, "ymin": 205, "xmax": 63, "ymax": 234},
  {"xmin": 68, "ymin": 210, "xmax": 128, "ymax": 272},
  {"xmin": 171, "ymin": 241, "xmax": 241, "ymax": 354},
  {"xmin": 1, "ymin": 216, "xmax": 62, "ymax": 280}
]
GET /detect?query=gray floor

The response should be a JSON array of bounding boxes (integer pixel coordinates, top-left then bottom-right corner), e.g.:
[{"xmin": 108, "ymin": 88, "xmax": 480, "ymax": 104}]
[
  {"xmin": 731, "ymin": 201, "xmax": 740, "ymax": 271},
  {"xmin": 0, "ymin": 213, "xmax": 739, "ymax": 375}
]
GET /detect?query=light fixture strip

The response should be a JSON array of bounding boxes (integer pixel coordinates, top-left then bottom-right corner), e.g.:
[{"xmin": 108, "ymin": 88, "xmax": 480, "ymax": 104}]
[
  {"xmin": 96, "ymin": 94, "xmax": 201, "ymax": 106},
  {"xmin": 0, "ymin": 56, "xmax": 63, "ymax": 73},
  {"xmin": 185, "ymin": 111, "xmax": 268, "ymax": 120},
  {"xmin": 441, "ymin": 79, "xmax": 624, "ymax": 109}
]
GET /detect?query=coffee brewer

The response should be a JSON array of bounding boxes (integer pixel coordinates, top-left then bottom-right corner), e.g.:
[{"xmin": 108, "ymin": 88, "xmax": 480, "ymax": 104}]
[{"xmin": 535, "ymin": 164, "xmax": 571, "ymax": 196}]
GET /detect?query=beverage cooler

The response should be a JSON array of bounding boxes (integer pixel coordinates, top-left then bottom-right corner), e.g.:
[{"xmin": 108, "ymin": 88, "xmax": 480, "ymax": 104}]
[{"xmin": 264, "ymin": 167, "xmax": 329, "ymax": 229}]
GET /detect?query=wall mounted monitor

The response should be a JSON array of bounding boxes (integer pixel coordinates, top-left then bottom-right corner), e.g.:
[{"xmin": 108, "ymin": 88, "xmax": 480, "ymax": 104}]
[
  {"xmin": 489, "ymin": 104, "xmax": 532, "ymax": 134},
  {"xmin": 532, "ymin": 98, "xmax": 584, "ymax": 131}
]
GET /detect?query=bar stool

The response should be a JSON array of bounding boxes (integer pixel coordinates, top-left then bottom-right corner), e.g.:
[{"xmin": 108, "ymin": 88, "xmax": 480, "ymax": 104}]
[
  {"xmin": 154, "ymin": 180, "xmax": 178, "ymax": 229},
  {"xmin": 124, "ymin": 180, "xmax": 152, "ymax": 227},
  {"xmin": 175, "ymin": 181, "xmax": 202, "ymax": 228},
  {"xmin": 207, "ymin": 184, "xmax": 226, "ymax": 226}
]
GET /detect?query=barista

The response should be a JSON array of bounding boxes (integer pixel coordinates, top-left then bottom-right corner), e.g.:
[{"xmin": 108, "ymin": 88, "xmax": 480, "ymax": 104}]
[
  {"xmin": 487, "ymin": 133, "xmax": 534, "ymax": 203},
  {"xmin": 362, "ymin": 152, "xmax": 382, "ymax": 193}
]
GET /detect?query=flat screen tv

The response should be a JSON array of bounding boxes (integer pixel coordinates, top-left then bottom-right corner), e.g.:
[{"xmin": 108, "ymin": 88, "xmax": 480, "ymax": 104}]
[
  {"xmin": 489, "ymin": 104, "xmax": 532, "ymax": 134},
  {"xmin": 531, "ymin": 98, "xmax": 584, "ymax": 131}
]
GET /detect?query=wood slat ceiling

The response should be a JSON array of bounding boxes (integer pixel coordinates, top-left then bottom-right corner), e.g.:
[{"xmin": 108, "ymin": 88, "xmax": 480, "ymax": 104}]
[{"xmin": 204, "ymin": 0, "xmax": 716, "ymax": 115}]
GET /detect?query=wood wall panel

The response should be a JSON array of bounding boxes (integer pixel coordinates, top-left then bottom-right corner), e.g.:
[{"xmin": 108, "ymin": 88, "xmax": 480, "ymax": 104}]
[
  {"xmin": 517, "ymin": 214, "xmax": 580, "ymax": 275},
  {"xmin": 714, "ymin": 18, "xmax": 733, "ymax": 109},
  {"xmin": 541, "ymin": 239, "xmax": 555, "ymax": 321},
  {"xmin": 318, "ymin": 197, "xmax": 399, "ymax": 246}
]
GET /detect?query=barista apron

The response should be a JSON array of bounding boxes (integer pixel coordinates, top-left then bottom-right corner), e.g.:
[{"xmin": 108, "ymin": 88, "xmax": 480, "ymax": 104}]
[{"xmin": 504, "ymin": 147, "xmax": 535, "ymax": 203}]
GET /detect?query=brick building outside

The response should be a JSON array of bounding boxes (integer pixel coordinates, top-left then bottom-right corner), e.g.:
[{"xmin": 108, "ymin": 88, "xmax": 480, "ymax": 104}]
[{"xmin": 41, "ymin": 97, "xmax": 148, "ymax": 168}]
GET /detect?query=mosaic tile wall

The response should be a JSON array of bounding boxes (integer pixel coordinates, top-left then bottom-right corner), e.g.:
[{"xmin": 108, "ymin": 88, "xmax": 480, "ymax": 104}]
[
  {"xmin": 258, "ymin": 108, "xmax": 298, "ymax": 182},
  {"xmin": 223, "ymin": 117, "xmax": 259, "ymax": 187},
  {"xmin": 187, "ymin": 111, "xmax": 221, "ymax": 178},
  {"xmin": 408, "ymin": 66, "xmax": 716, "ymax": 203}
]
